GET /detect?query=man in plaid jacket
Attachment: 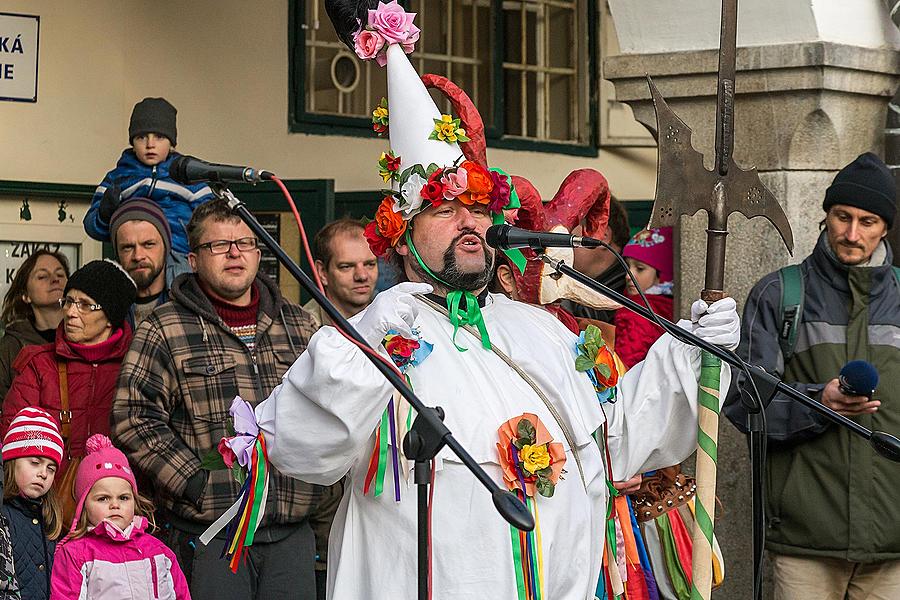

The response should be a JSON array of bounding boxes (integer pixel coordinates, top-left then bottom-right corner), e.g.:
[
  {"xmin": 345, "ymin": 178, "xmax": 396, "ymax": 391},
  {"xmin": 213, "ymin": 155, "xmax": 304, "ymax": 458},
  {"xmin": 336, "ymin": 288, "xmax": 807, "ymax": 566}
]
[{"xmin": 111, "ymin": 198, "xmax": 339, "ymax": 599}]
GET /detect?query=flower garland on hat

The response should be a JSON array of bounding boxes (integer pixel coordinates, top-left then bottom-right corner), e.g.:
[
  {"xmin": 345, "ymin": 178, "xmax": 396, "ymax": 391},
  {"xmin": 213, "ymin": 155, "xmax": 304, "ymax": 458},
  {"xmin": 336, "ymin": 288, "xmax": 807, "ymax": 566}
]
[{"xmin": 365, "ymin": 156, "xmax": 521, "ymax": 255}]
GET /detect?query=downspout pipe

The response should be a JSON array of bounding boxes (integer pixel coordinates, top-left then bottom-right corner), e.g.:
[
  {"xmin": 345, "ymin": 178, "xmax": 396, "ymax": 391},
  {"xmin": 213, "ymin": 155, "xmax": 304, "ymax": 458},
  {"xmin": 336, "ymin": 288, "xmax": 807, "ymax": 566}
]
[{"xmin": 884, "ymin": 0, "xmax": 900, "ymax": 266}]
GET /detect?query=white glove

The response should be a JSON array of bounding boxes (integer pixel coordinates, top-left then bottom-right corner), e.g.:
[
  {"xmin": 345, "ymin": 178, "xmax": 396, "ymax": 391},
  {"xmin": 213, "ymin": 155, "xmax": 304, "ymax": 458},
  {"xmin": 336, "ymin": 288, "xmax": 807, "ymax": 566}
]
[
  {"xmin": 353, "ymin": 282, "xmax": 433, "ymax": 347},
  {"xmin": 690, "ymin": 297, "xmax": 740, "ymax": 350}
]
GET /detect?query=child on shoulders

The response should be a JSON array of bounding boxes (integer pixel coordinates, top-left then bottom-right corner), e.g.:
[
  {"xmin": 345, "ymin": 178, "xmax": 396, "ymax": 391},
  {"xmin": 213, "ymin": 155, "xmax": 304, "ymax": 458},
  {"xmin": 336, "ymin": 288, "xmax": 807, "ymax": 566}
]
[{"xmin": 83, "ymin": 97, "xmax": 214, "ymax": 255}]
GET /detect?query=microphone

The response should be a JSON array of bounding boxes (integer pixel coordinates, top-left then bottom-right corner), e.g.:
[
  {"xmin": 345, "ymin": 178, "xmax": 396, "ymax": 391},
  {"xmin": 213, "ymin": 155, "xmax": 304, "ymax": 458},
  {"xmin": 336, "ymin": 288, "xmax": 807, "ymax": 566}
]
[
  {"xmin": 485, "ymin": 224, "xmax": 603, "ymax": 251},
  {"xmin": 838, "ymin": 360, "xmax": 879, "ymax": 399},
  {"xmin": 169, "ymin": 155, "xmax": 272, "ymax": 185}
]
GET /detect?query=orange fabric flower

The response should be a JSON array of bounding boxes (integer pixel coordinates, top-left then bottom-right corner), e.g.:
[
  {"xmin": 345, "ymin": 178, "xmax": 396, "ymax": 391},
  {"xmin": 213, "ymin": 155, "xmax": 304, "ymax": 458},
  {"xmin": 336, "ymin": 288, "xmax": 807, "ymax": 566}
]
[
  {"xmin": 594, "ymin": 344, "xmax": 619, "ymax": 388},
  {"xmin": 374, "ymin": 197, "xmax": 407, "ymax": 247},
  {"xmin": 460, "ymin": 160, "xmax": 493, "ymax": 206},
  {"xmin": 496, "ymin": 413, "xmax": 566, "ymax": 497}
]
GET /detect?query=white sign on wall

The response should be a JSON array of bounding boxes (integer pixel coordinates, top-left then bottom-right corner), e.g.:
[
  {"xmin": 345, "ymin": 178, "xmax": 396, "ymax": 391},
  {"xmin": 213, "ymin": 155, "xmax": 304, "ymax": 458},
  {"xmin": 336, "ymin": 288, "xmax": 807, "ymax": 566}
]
[
  {"xmin": 0, "ymin": 241, "xmax": 80, "ymax": 305},
  {"xmin": 0, "ymin": 13, "xmax": 39, "ymax": 103}
]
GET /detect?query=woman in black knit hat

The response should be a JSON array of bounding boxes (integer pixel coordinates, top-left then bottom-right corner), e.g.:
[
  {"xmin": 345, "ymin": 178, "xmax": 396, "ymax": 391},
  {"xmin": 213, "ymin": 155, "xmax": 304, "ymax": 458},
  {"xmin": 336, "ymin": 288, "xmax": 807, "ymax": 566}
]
[{"xmin": 0, "ymin": 260, "xmax": 136, "ymax": 526}]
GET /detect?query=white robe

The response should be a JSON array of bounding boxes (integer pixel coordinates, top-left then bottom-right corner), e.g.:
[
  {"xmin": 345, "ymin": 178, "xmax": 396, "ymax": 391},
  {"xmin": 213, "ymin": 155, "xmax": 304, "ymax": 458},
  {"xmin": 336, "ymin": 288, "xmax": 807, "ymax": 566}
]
[{"xmin": 255, "ymin": 292, "xmax": 730, "ymax": 599}]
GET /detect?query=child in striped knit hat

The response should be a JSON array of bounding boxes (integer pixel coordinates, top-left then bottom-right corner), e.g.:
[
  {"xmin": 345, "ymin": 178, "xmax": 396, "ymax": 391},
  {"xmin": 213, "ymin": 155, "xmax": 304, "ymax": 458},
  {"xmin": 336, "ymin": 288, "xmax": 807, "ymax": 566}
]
[{"xmin": 1, "ymin": 407, "xmax": 65, "ymax": 600}]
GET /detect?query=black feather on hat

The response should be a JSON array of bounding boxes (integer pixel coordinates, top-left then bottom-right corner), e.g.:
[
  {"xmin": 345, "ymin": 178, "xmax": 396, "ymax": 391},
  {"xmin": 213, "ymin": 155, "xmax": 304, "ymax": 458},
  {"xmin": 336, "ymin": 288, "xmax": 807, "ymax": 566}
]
[{"xmin": 324, "ymin": 0, "xmax": 380, "ymax": 49}]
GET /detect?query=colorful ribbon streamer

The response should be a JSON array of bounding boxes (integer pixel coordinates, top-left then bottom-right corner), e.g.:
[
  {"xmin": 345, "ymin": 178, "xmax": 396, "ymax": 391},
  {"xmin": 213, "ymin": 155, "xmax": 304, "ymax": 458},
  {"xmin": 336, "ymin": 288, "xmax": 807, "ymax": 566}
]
[{"xmin": 200, "ymin": 434, "xmax": 270, "ymax": 574}]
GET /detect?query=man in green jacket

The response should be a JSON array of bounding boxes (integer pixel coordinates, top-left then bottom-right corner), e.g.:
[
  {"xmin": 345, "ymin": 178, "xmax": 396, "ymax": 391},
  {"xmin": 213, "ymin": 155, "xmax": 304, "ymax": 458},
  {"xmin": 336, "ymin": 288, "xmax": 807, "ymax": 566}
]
[{"xmin": 724, "ymin": 152, "xmax": 900, "ymax": 600}]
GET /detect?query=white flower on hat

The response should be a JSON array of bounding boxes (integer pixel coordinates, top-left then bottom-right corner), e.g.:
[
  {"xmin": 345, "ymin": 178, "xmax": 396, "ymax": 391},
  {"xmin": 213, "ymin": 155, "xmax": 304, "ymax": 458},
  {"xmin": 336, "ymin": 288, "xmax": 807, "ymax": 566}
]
[{"xmin": 396, "ymin": 172, "xmax": 428, "ymax": 218}]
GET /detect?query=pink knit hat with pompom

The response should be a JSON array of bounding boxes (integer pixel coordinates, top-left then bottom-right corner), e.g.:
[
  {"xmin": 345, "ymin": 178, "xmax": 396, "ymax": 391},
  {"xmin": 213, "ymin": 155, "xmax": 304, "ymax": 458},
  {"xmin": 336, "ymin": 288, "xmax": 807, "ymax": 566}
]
[
  {"xmin": 67, "ymin": 434, "xmax": 138, "ymax": 533},
  {"xmin": 622, "ymin": 227, "xmax": 674, "ymax": 284}
]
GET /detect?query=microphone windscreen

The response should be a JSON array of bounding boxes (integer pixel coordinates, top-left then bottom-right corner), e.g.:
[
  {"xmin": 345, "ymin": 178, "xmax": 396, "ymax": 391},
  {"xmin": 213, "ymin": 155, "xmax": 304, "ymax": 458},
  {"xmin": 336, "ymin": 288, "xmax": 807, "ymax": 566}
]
[
  {"xmin": 838, "ymin": 360, "xmax": 879, "ymax": 396},
  {"xmin": 485, "ymin": 224, "xmax": 506, "ymax": 249},
  {"xmin": 168, "ymin": 155, "xmax": 194, "ymax": 184}
]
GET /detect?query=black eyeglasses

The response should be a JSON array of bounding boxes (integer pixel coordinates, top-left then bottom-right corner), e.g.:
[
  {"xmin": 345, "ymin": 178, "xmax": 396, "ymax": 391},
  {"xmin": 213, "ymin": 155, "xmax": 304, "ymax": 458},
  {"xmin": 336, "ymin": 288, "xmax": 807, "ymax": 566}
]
[
  {"xmin": 59, "ymin": 297, "xmax": 103, "ymax": 313},
  {"xmin": 192, "ymin": 237, "xmax": 258, "ymax": 255}
]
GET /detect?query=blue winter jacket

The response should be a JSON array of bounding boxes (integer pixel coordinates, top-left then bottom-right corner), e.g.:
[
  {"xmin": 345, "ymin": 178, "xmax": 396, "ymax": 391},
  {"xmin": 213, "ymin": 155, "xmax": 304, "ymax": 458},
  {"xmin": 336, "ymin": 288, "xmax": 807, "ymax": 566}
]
[
  {"xmin": 1, "ymin": 496, "xmax": 54, "ymax": 600},
  {"xmin": 83, "ymin": 149, "xmax": 214, "ymax": 254}
]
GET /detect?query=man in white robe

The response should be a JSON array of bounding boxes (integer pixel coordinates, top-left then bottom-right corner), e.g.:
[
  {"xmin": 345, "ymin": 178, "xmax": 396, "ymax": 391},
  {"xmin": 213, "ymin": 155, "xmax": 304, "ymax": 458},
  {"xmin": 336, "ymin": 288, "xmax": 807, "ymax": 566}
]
[{"xmin": 254, "ymin": 197, "xmax": 739, "ymax": 599}]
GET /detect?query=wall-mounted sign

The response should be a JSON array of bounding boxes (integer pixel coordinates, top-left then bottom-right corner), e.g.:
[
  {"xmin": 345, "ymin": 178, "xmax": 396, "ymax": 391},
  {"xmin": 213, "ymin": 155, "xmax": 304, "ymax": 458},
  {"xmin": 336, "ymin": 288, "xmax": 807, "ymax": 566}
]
[
  {"xmin": 0, "ymin": 13, "xmax": 39, "ymax": 103},
  {"xmin": 0, "ymin": 241, "xmax": 80, "ymax": 305}
]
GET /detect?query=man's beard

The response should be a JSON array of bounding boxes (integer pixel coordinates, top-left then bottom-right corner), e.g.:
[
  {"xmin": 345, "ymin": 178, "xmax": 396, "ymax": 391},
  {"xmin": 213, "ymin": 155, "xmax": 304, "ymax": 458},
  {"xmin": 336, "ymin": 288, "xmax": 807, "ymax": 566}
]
[
  {"xmin": 412, "ymin": 231, "xmax": 495, "ymax": 292},
  {"xmin": 128, "ymin": 262, "xmax": 164, "ymax": 291}
]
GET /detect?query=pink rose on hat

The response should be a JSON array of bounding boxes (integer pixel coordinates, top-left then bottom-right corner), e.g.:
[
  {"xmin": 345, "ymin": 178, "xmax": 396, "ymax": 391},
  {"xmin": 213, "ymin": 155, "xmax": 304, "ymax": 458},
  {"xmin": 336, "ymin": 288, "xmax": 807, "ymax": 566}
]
[
  {"xmin": 441, "ymin": 168, "xmax": 469, "ymax": 200},
  {"xmin": 368, "ymin": 1, "xmax": 419, "ymax": 45},
  {"xmin": 353, "ymin": 29, "xmax": 385, "ymax": 62}
]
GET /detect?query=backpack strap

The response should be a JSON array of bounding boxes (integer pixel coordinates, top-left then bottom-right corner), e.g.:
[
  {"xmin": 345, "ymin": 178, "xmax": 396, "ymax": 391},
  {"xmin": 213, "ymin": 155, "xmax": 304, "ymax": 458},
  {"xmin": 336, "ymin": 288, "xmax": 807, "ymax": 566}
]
[{"xmin": 778, "ymin": 264, "xmax": 804, "ymax": 364}]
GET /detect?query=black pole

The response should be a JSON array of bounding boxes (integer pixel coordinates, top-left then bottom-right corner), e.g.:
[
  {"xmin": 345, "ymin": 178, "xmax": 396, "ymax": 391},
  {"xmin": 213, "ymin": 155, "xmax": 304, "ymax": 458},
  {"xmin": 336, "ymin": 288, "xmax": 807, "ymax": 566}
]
[
  {"xmin": 748, "ymin": 413, "xmax": 765, "ymax": 600},
  {"xmin": 539, "ymin": 253, "xmax": 900, "ymax": 458},
  {"xmin": 416, "ymin": 460, "xmax": 431, "ymax": 600},
  {"xmin": 218, "ymin": 189, "xmax": 534, "ymax": 600}
]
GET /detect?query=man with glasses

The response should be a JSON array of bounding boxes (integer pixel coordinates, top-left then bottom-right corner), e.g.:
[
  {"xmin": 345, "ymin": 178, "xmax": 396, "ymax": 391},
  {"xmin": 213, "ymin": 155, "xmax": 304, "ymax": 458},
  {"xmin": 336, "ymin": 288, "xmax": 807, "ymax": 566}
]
[{"xmin": 111, "ymin": 198, "xmax": 339, "ymax": 599}]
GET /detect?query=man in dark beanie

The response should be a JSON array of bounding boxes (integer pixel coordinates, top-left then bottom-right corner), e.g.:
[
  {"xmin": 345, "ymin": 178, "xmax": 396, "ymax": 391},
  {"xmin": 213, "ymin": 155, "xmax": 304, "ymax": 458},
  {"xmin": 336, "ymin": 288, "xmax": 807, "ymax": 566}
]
[
  {"xmin": 110, "ymin": 197, "xmax": 191, "ymax": 326},
  {"xmin": 724, "ymin": 151, "xmax": 900, "ymax": 599},
  {"xmin": 83, "ymin": 97, "xmax": 214, "ymax": 255}
]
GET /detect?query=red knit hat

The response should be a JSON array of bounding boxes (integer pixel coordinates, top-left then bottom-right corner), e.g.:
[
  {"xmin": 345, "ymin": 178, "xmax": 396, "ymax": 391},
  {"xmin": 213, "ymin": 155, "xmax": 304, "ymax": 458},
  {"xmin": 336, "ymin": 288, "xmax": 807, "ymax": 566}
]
[
  {"xmin": 68, "ymin": 434, "xmax": 138, "ymax": 533},
  {"xmin": 622, "ymin": 227, "xmax": 674, "ymax": 285},
  {"xmin": 2, "ymin": 407, "xmax": 64, "ymax": 466}
]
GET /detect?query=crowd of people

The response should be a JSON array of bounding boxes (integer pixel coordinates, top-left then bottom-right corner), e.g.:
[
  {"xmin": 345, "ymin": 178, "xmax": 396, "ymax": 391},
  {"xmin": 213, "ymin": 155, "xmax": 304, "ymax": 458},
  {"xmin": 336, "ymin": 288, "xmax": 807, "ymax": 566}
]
[{"xmin": 0, "ymin": 3, "xmax": 896, "ymax": 599}]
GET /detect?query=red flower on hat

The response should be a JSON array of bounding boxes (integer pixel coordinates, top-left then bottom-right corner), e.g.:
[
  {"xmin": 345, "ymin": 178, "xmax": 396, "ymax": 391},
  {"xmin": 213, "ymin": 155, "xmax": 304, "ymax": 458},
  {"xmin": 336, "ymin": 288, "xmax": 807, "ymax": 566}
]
[
  {"xmin": 421, "ymin": 175, "xmax": 445, "ymax": 208},
  {"xmin": 364, "ymin": 221, "xmax": 391, "ymax": 257},
  {"xmin": 488, "ymin": 170, "xmax": 512, "ymax": 213}
]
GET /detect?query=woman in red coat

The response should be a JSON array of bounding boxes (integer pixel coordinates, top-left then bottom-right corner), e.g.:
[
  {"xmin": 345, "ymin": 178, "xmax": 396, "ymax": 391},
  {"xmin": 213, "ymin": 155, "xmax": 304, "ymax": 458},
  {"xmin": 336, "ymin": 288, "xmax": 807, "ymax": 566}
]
[{"xmin": 1, "ymin": 260, "xmax": 136, "ymax": 484}]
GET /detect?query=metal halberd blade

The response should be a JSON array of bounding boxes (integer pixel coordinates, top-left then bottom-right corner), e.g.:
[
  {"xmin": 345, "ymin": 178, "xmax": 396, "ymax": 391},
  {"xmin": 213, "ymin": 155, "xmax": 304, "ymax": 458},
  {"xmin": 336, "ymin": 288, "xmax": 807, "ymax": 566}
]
[{"xmin": 645, "ymin": 76, "xmax": 794, "ymax": 254}]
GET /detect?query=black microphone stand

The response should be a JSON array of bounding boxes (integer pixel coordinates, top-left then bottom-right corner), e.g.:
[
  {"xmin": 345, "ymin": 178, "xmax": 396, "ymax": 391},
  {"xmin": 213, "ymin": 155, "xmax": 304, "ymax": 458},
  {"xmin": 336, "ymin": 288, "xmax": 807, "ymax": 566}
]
[
  {"xmin": 215, "ymin": 187, "xmax": 534, "ymax": 600},
  {"xmin": 538, "ymin": 252, "xmax": 900, "ymax": 600}
]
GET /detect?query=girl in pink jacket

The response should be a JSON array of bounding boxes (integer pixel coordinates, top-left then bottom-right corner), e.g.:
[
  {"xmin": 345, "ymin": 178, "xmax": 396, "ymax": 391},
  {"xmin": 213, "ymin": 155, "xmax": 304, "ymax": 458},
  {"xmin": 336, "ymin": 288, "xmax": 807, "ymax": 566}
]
[{"xmin": 50, "ymin": 435, "xmax": 190, "ymax": 600}]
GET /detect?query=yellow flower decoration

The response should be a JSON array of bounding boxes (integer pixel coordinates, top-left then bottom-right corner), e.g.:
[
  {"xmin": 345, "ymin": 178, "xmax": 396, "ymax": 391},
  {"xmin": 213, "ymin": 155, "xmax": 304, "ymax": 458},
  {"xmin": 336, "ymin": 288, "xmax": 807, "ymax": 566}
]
[
  {"xmin": 429, "ymin": 114, "xmax": 471, "ymax": 144},
  {"xmin": 520, "ymin": 443, "xmax": 551, "ymax": 475}
]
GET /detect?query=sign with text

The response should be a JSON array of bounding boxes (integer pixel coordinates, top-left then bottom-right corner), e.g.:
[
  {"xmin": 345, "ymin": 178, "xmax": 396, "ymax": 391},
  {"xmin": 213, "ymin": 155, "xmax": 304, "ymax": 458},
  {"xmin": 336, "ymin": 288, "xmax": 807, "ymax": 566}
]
[
  {"xmin": 0, "ymin": 241, "xmax": 80, "ymax": 306},
  {"xmin": 0, "ymin": 13, "xmax": 39, "ymax": 102}
]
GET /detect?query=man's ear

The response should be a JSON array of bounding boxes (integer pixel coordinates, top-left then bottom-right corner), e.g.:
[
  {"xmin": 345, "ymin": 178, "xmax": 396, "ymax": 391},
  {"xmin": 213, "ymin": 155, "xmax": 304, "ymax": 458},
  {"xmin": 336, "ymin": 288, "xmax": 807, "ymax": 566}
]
[
  {"xmin": 395, "ymin": 242, "xmax": 410, "ymax": 257},
  {"xmin": 496, "ymin": 263, "xmax": 517, "ymax": 299},
  {"xmin": 314, "ymin": 259, "xmax": 329, "ymax": 288},
  {"xmin": 188, "ymin": 252, "xmax": 198, "ymax": 272}
]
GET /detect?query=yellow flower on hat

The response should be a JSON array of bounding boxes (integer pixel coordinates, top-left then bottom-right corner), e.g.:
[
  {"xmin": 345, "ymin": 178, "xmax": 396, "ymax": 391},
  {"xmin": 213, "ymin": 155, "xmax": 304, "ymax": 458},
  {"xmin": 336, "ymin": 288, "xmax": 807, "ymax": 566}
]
[{"xmin": 430, "ymin": 114, "xmax": 471, "ymax": 144}]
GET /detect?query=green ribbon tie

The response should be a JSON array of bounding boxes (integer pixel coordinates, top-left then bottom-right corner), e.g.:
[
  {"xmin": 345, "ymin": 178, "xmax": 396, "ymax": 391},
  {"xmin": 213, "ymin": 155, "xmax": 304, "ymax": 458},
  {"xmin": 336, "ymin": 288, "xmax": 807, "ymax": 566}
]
[
  {"xmin": 446, "ymin": 290, "xmax": 491, "ymax": 351},
  {"xmin": 405, "ymin": 229, "xmax": 493, "ymax": 351}
]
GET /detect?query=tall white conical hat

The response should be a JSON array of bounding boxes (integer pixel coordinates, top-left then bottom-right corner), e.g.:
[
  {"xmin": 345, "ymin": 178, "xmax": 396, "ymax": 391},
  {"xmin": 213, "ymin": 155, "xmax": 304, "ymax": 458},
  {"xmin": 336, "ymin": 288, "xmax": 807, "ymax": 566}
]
[
  {"xmin": 329, "ymin": 0, "xmax": 518, "ymax": 257},
  {"xmin": 386, "ymin": 44, "xmax": 463, "ymax": 175}
]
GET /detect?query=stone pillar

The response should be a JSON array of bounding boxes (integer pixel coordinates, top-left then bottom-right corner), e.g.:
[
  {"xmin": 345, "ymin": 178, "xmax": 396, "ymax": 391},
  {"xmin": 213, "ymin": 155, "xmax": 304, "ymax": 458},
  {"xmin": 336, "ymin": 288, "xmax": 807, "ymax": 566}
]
[{"xmin": 604, "ymin": 21, "xmax": 900, "ymax": 600}]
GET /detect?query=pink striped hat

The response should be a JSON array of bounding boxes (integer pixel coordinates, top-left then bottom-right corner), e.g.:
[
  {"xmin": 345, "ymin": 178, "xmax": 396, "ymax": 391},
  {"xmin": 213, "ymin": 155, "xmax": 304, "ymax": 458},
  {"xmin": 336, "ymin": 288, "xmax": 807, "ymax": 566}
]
[{"xmin": 2, "ymin": 407, "xmax": 64, "ymax": 466}]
